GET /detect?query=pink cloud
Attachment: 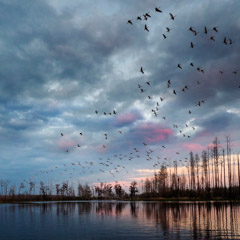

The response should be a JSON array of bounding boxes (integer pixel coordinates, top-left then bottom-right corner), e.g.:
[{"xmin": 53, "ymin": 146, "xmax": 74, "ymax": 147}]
[
  {"xmin": 58, "ymin": 138, "xmax": 76, "ymax": 150},
  {"xmin": 94, "ymin": 144, "xmax": 109, "ymax": 153},
  {"xmin": 181, "ymin": 143, "xmax": 204, "ymax": 152},
  {"xmin": 135, "ymin": 123, "xmax": 173, "ymax": 143},
  {"xmin": 114, "ymin": 111, "xmax": 141, "ymax": 126},
  {"xmin": 182, "ymin": 141, "xmax": 226, "ymax": 153}
]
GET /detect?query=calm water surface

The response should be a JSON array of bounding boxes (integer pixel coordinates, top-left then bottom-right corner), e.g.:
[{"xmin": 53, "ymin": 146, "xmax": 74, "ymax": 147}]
[{"xmin": 1, "ymin": 201, "xmax": 240, "ymax": 240}]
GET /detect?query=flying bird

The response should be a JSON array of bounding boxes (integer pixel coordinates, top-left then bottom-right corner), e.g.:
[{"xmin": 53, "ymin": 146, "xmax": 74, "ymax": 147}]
[
  {"xmin": 127, "ymin": 20, "xmax": 133, "ymax": 25},
  {"xmin": 144, "ymin": 24, "xmax": 149, "ymax": 32},
  {"xmin": 189, "ymin": 27, "xmax": 195, "ymax": 33},
  {"xmin": 166, "ymin": 27, "xmax": 171, "ymax": 32},
  {"xmin": 169, "ymin": 13, "xmax": 175, "ymax": 20},
  {"xmin": 145, "ymin": 12, "xmax": 151, "ymax": 18},
  {"xmin": 146, "ymin": 81, "xmax": 151, "ymax": 86},
  {"xmin": 223, "ymin": 37, "xmax": 228, "ymax": 45},
  {"xmin": 210, "ymin": 36, "xmax": 215, "ymax": 42},
  {"xmin": 155, "ymin": 7, "xmax": 162, "ymax": 13},
  {"xmin": 204, "ymin": 26, "xmax": 208, "ymax": 34}
]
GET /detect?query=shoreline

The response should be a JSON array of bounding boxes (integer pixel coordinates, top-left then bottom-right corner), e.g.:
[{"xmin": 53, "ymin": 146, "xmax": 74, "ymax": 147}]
[{"xmin": 1, "ymin": 197, "xmax": 240, "ymax": 204}]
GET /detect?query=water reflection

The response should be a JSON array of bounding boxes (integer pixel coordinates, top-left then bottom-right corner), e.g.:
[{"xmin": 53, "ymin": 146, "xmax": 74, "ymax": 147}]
[{"xmin": 1, "ymin": 201, "xmax": 240, "ymax": 239}]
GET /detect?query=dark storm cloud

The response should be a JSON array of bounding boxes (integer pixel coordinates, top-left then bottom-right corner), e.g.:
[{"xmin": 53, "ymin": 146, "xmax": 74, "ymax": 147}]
[
  {"xmin": 0, "ymin": 0, "xmax": 146, "ymax": 103},
  {"xmin": 196, "ymin": 111, "xmax": 240, "ymax": 134}
]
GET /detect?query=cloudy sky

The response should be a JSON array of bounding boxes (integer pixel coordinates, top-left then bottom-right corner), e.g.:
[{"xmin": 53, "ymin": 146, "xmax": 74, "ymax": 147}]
[{"xmin": 0, "ymin": 0, "xmax": 240, "ymax": 187}]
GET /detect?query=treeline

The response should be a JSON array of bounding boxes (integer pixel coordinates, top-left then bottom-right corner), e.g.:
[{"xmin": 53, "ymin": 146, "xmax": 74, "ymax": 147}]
[
  {"xmin": 0, "ymin": 180, "xmax": 138, "ymax": 202},
  {"xmin": 141, "ymin": 136, "xmax": 240, "ymax": 199},
  {"xmin": 1, "ymin": 136, "xmax": 240, "ymax": 202}
]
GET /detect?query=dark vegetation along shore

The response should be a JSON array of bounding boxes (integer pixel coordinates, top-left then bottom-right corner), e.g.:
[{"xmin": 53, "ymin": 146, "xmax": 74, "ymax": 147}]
[{"xmin": 1, "ymin": 137, "xmax": 240, "ymax": 203}]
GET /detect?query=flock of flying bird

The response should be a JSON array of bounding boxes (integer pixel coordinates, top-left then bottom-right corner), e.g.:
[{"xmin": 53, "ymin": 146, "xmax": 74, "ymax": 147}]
[{"xmin": 24, "ymin": 5, "xmax": 239, "ymax": 188}]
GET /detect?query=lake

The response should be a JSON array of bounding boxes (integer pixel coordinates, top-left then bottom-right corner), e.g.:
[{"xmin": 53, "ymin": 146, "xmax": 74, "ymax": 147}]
[{"xmin": 0, "ymin": 201, "xmax": 240, "ymax": 239}]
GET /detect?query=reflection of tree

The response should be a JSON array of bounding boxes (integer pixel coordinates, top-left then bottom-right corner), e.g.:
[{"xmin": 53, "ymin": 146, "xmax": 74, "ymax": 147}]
[
  {"xmin": 130, "ymin": 202, "xmax": 138, "ymax": 218},
  {"xmin": 5, "ymin": 201, "xmax": 240, "ymax": 239},
  {"xmin": 96, "ymin": 202, "xmax": 113, "ymax": 216},
  {"xmin": 141, "ymin": 202, "xmax": 240, "ymax": 239},
  {"xmin": 115, "ymin": 202, "xmax": 126, "ymax": 216}
]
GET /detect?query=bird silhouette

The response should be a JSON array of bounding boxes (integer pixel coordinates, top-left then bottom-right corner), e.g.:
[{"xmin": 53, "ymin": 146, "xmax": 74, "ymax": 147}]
[
  {"xmin": 169, "ymin": 13, "xmax": 176, "ymax": 20},
  {"xmin": 223, "ymin": 37, "xmax": 228, "ymax": 45},
  {"xmin": 210, "ymin": 36, "xmax": 215, "ymax": 42},
  {"xmin": 189, "ymin": 27, "xmax": 195, "ymax": 33},
  {"xmin": 144, "ymin": 24, "xmax": 149, "ymax": 32},
  {"xmin": 204, "ymin": 26, "xmax": 208, "ymax": 34},
  {"xmin": 140, "ymin": 67, "xmax": 144, "ymax": 74},
  {"xmin": 145, "ymin": 12, "xmax": 151, "ymax": 18},
  {"xmin": 146, "ymin": 81, "xmax": 151, "ymax": 86},
  {"xmin": 128, "ymin": 20, "xmax": 133, "ymax": 25},
  {"xmin": 155, "ymin": 7, "xmax": 162, "ymax": 13}
]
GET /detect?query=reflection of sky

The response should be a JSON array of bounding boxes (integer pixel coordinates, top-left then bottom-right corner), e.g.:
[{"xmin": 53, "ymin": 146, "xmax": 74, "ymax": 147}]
[
  {"xmin": 1, "ymin": 202, "xmax": 240, "ymax": 239},
  {"xmin": 0, "ymin": 0, "xmax": 240, "ymax": 185}
]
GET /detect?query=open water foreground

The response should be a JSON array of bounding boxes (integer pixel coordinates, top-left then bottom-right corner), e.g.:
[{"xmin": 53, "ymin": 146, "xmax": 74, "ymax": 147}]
[{"xmin": 0, "ymin": 201, "xmax": 240, "ymax": 239}]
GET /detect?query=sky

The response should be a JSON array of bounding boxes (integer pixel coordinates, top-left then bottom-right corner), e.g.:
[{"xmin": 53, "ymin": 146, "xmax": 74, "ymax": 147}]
[{"xmin": 0, "ymin": 0, "xmax": 240, "ymax": 188}]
